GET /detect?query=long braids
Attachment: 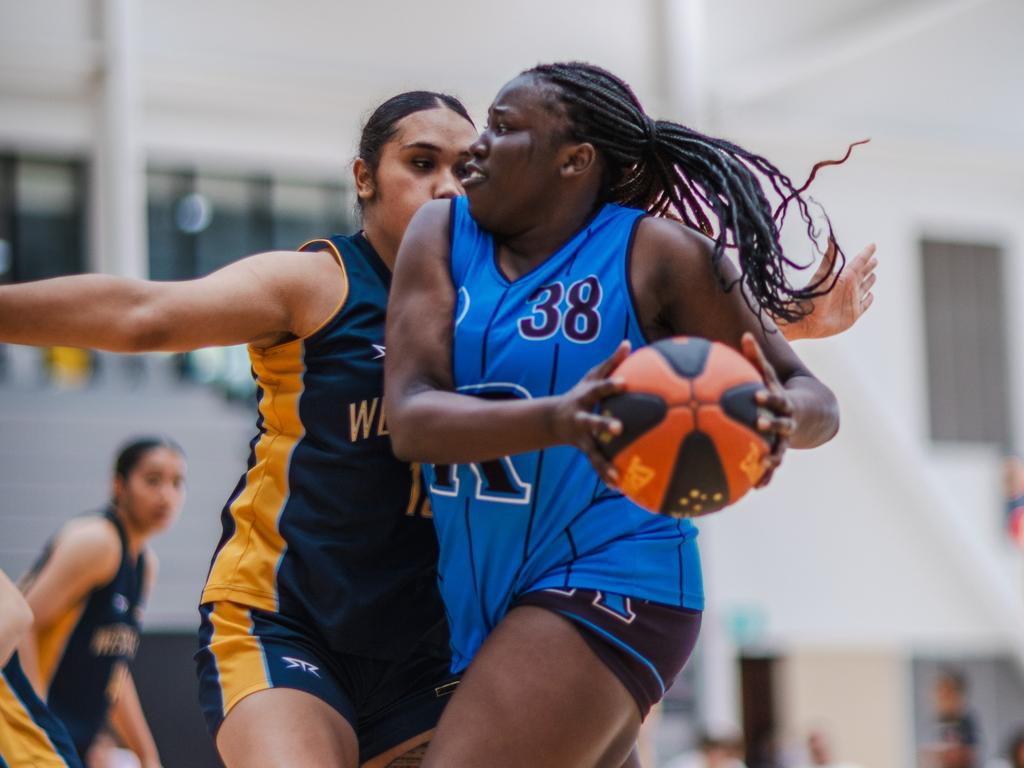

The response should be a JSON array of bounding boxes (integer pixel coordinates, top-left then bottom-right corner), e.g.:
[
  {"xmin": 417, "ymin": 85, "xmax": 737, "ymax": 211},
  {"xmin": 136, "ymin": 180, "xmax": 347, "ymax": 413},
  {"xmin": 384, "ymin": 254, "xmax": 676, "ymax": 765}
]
[{"xmin": 526, "ymin": 61, "xmax": 859, "ymax": 324}]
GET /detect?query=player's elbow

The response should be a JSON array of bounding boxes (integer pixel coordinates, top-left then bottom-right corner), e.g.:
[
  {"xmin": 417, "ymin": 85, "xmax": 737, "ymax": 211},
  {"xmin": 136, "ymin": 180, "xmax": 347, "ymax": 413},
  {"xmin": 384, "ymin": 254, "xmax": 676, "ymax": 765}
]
[
  {"xmin": 385, "ymin": 398, "xmax": 427, "ymax": 462},
  {"xmin": 387, "ymin": 413, "xmax": 418, "ymax": 462},
  {"xmin": 390, "ymin": 437, "xmax": 415, "ymax": 463},
  {"xmin": 817, "ymin": 386, "xmax": 841, "ymax": 444},
  {"xmin": 121, "ymin": 299, "xmax": 174, "ymax": 352}
]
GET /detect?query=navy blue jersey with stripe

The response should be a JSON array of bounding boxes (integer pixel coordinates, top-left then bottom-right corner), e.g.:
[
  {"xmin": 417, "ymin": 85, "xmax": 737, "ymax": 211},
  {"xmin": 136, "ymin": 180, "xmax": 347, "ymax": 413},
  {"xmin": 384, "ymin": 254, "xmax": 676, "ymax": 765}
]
[
  {"xmin": 425, "ymin": 197, "xmax": 703, "ymax": 671},
  {"xmin": 202, "ymin": 232, "xmax": 445, "ymax": 661},
  {"xmin": 26, "ymin": 510, "xmax": 144, "ymax": 754},
  {"xmin": 0, "ymin": 652, "xmax": 81, "ymax": 767}
]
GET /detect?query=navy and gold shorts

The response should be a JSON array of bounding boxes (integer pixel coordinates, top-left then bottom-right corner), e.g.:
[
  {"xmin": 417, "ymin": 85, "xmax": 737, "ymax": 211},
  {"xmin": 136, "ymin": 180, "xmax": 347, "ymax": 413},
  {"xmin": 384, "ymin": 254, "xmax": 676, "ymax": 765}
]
[
  {"xmin": 514, "ymin": 588, "xmax": 701, "ymax": 719},
  {"xmin": 0, "ymin": 653, "xmax": 82, "ymax": 768},
  {"xmin": 194, "ymin": 602, "xmax": 457, "ymax": 766}
]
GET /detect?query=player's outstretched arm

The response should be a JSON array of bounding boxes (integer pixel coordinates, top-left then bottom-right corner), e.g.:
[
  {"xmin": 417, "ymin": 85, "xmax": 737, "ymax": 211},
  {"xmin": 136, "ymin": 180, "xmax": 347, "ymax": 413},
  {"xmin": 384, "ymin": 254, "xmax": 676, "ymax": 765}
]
[
  {"xmin": 384, "ymin": 201, "xmax": 624, "ymax": 468},
  {"xmin": 0, "ymin": 569, "xmax": 33, "ymax": 666},
  {"xmin": 0, "ymin": 249, "xmax": 343, "ymax": 352},
  {"xmin": 779, "ymin": 241, "xmax": 877, "ymax": 341}
]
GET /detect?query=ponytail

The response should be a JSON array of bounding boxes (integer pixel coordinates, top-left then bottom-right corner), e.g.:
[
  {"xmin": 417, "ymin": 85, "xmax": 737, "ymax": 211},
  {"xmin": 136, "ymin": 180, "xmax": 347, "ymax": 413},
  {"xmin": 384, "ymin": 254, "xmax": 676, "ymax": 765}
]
[{"xmin": 526, "ymin": 61, "xmax": 862, "ymax": 324}]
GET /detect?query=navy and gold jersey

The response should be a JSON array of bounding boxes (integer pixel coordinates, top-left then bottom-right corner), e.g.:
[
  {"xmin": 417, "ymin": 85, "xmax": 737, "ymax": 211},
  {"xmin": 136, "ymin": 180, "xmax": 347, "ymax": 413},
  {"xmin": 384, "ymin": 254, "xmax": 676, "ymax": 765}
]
[
  {"xmin": 0, "ymin": 652, "xmax": 81, "ymax": 768},
  {"xmin": 25, "ymin": 509, "xmax": 145, "ymax": 755},
  {"xmin": 202, "ymin": 233, "xmax": 444, "ymax": 660}
]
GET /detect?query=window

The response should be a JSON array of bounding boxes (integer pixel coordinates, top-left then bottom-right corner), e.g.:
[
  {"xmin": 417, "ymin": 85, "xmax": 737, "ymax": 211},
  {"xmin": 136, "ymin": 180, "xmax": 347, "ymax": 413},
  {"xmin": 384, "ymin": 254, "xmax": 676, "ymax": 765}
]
[
  {"xmin": 922, "ymin": 239, "xmax": 1011, "ymax": 446},
  {"xmin": 0, "ymin": 157, "xmax": 12, "ymax": 285},
  {"xmin": 0, "ymin": 156, "xmax": 87, "ymax": 284},
  {"xmin": 146, "ymin": 169, "xmax": 353, "ymax": 280},
  {"xmin": 146, "ymin": 169, "xmax": 354, "ymax": 401}
]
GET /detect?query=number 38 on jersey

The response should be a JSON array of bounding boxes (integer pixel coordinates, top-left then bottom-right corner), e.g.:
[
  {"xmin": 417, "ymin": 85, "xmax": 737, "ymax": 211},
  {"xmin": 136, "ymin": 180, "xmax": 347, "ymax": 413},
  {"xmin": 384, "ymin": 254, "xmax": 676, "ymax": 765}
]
[{"xmin": 518, "ymin": 276, "xmax": 603, "ymax": 344}]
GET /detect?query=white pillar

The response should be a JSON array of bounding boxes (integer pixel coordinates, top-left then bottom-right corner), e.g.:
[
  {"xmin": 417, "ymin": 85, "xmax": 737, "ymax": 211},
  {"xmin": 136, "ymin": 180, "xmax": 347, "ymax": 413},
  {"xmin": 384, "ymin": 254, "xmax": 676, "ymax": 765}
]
[
  {"xmin": 698, "ymin": 608, "xmax": 742, "ymax": 731},
  {"xmin": 91, "ymin": 0, "xmax": 145, "ymax": 279},
  {"xmin": 656, "ymin": 0, "xmax": 710, "ymax": 130}
]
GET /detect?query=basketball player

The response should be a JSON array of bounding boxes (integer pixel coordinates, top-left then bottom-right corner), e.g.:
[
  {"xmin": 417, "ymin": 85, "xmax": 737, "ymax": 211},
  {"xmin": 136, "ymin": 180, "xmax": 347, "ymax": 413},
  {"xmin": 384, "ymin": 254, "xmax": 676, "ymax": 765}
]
[
  {"xmin": 16, "ymin": 438, "xmax": 184, "ymax": 767},
  {"xmin": 384, "ymin": 62, "xmax": 847, "ymax": 767},
  {"xmin": 0, "ymin": 92, "xmax": 477, "ymax": 768}
]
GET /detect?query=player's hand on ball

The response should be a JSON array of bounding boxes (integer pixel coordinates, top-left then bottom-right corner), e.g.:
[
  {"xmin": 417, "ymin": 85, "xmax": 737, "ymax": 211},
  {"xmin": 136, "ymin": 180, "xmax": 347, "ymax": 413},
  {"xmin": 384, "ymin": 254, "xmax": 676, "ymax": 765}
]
[
  {"xmin": 741, "ymin": 332, "xmax": 794, "ymax": 487},
  {"xmin": 552, "ymin": 340, "xmax": 631, "ymax": 486}
]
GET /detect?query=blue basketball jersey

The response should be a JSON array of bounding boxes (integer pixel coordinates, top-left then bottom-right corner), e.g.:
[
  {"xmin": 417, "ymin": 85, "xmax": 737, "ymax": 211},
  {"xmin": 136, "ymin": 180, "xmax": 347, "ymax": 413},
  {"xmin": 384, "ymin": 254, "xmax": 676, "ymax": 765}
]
[{"xmin": 425, "ymin": 197, "xmax": 704, "ymax": 672}]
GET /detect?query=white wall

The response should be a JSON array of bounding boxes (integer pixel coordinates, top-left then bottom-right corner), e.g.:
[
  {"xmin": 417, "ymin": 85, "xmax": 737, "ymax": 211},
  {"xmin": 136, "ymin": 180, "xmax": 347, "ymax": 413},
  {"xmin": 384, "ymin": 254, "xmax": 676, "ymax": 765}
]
[
  {"xmin": 0, "ymin": 0, "xmax": 661, "ymax": 175},
  {"xmin": 691, "ymin": 0, "xmax": 1024, "ymax": 661}
]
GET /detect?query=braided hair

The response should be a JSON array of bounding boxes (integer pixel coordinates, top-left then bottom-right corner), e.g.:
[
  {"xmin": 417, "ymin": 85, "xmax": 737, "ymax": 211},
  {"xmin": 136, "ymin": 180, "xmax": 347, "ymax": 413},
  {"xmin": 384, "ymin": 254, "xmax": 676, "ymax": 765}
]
[{"xmin": 526, "ymin": 61, "xmax": 861, "ymax": 324}]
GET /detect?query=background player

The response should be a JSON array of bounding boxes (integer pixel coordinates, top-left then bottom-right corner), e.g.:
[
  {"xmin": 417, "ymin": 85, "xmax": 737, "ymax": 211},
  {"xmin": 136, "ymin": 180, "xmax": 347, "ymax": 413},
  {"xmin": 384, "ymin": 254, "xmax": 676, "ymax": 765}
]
[
  {"xmin": 385, "ymin": 61, "xmax": 850, "ymax": 767},
  {"xmin": 0, "ymin": 91, "xmax": 477, "ymax": 768},
  {"xmin": 17, "ymin": 438, "xmax": 185, "ymax": 767}
]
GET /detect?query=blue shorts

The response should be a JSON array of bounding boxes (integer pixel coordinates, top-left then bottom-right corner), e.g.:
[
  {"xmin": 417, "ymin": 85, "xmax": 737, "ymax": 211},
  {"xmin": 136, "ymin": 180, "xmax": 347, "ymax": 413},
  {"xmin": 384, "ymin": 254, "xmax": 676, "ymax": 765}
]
[
  {"xmin": 514, "ymin": 588, "xmax": 701, "ymax": 719},
  {"xmin": 195, "ymin": 602, "xmax": 458, "ymax": 765}
]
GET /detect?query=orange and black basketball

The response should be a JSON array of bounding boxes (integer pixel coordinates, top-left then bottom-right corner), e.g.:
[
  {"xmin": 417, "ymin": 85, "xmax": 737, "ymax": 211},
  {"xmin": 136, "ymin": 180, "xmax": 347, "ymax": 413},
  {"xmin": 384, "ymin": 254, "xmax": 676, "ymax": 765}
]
[{"xmin": 597, "ymin": 336, "xmax": 771, "ymax": 517}]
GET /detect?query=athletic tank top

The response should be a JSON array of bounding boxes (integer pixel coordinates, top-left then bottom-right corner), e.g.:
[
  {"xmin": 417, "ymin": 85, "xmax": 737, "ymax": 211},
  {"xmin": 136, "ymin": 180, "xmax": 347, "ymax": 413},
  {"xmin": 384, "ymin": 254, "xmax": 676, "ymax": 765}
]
[
  {"xmin": 425, "ymin": 197, "xmax": 704, "ymax": 671},
  {"xmin": 201, "ymin": 233, "xmax": 445, "ymax": 660},
  {"xmin": 27, "ymin": 509, "xmax": 145, "ymax": 753},
  {"xmin": 0, "ymin": 652, "xmax": 81, "ymax": 767}
]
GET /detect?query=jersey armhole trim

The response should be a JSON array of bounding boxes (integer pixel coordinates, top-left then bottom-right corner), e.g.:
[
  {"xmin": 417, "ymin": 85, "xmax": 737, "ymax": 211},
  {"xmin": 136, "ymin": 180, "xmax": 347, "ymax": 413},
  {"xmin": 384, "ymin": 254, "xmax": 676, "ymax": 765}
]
[
  {"xmin": 624, "ymin": 214, "xmax": 654, "ymax": 346},
  {"xmin": 252, "ymin": 240, "xmax": 350, "ymax": 354},
  {"xmin": 295, "ymin": 238, "xmax": 350, "ymax": 341}
]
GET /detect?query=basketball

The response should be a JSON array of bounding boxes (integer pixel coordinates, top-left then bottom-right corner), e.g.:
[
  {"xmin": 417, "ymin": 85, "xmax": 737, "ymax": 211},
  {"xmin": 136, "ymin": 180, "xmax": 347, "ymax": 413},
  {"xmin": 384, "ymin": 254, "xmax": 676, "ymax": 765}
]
[{"xmin": 597, "ymin": 336, "xmax": 771, "ymax": 517}]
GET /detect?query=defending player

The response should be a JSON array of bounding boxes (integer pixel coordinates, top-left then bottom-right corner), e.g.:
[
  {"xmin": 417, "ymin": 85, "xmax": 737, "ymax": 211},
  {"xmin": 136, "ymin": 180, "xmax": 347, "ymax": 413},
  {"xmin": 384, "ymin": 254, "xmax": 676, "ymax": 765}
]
[
  {"xmin": 15, "ymin": 438, "xmax": 184, "ymax": 767},
  {"xmin": 0, "ymin": 92, "xmax": 477, "ymax": 768},
  {"xmin": 384, "ymin": 62, "xmax": 850, "ymax": 767}
]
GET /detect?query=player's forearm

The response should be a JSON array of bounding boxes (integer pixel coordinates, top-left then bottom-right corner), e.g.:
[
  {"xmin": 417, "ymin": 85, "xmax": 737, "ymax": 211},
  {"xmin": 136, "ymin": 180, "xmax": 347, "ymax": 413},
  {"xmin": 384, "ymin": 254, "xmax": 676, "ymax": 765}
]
[
  {"xmin": 0, "ymin": 275, "xmax": 159, "ymax": 352},
  {"xmin": 784, "ymin": 374, "xmax": 839, "ymax": 448},
  {"xmin": 388, "ymin": 389, "xmax": 560, "ymax": 463},
  {"xmin": 110, "ymin": 672, "xmax": 161, "ymax": 766}
]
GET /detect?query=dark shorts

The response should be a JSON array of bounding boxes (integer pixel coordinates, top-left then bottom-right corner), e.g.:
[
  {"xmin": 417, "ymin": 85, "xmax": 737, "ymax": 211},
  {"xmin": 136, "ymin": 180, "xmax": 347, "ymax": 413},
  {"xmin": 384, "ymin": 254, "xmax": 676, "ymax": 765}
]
[
  {"xmin": 195, "ymin": 602, "xmax": 458, "ymax": 765},
  {"xmin": 515, "ymin": 588, "xmax": 701, "ymax": 719}
]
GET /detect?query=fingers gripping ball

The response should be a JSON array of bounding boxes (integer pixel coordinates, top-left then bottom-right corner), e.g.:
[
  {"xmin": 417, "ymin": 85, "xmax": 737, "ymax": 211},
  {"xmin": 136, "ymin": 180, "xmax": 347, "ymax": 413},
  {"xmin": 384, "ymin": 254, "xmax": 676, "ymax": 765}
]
[{"xmin": 597, "ymin": 337, "xmax": 770, "ymax": 517}]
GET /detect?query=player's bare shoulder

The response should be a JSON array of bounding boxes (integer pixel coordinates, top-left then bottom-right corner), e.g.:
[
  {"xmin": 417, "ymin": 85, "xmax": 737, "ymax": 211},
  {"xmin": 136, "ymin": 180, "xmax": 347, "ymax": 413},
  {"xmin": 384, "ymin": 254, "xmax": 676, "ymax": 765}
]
[
  {"xmin": 633, "ymin": 217, "xmax": 720, "ymax": 282},
  {"xmin": 244, "ymin": 248, "xmax": 347, "ymax": 343},
  {"xmin": 53, "ymin": 516, "xmax": 122, "ymax": 580},
  {"xmin": 400, "ymin": 199, "xmax": 453, "ymax": 267},
  {"xmin": 629, "ymin": 217, "xmax": 726, "ymax": 334}
]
